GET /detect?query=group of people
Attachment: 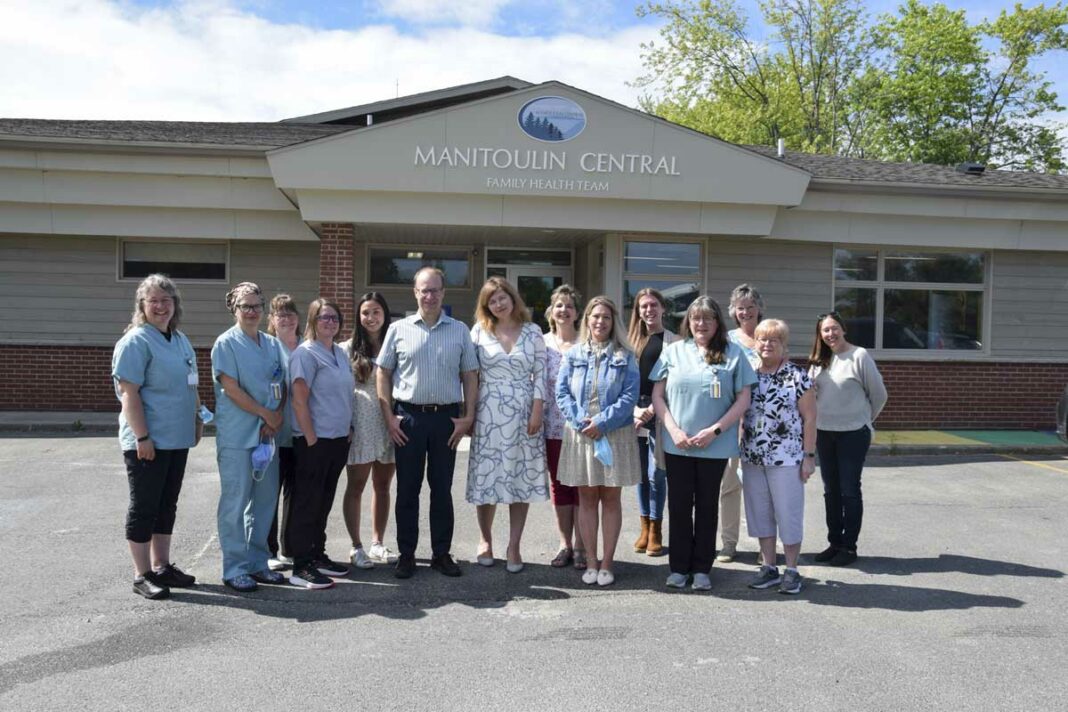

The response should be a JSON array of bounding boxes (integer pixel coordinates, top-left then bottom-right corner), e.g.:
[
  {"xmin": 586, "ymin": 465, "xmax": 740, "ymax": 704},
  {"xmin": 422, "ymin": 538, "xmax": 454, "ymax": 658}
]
[{"xmin": 112, "ymin": 268, "xmax": 886, "ymax": 600}]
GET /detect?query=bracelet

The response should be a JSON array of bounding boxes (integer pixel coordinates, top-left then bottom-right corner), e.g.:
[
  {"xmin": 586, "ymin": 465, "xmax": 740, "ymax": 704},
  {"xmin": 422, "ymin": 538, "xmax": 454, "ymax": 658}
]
[
  {"xmin": 136, "ymin": 434, "xmax": 150, "ymax": 443},
  {"xmin": 805, "ymin": 452, "xmax": 816, "ymax": 458}
]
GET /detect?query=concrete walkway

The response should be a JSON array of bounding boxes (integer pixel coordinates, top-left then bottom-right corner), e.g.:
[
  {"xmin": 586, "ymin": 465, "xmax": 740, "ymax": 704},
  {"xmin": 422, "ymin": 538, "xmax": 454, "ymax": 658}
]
[{"xmin": 0, "ymin": 411, "xmax": 1063, "ymax": 456}]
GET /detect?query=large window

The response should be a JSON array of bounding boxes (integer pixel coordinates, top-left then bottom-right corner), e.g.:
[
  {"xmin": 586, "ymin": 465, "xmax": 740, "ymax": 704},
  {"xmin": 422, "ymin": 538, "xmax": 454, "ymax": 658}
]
[
  {"xmin": 832, "ymin": 247, "xmax": 986, "ymax": 351},
  {"xmin": 120, "ymin": 240, "xmax": 227, "ymax": 281},
  {"xmin": 623, "ymin": 240, "xmax": 702, "ymax": 332},
  {"xmin": 368, "ymin": 247, "xmax": 471, "ymax": 288}
]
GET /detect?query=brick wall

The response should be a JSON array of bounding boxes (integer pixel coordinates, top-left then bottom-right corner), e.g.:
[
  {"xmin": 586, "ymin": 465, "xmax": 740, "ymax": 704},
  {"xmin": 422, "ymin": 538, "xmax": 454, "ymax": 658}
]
[{"xmin": 318, "ymin": 222, "xmax": 355, "ymax": 331}]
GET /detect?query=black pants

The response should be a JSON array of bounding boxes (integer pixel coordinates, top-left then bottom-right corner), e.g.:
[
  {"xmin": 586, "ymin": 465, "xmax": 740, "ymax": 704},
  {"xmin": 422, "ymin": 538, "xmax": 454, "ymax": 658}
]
[
  {"xmin": 286, "ymin": 436, "xmax": 348, "ymax": 568},
  {"xmin": 817, "ymin": 426, "xmax": 872, "ymax": 551},
  {"xmin": 266, "ymin": 445, "xmax": 296, "ymax": 557},
  {"xmin": 123, "ymin": 448, "xmax": 189, "ymax": 543},
  {"xmin": 393, "ymin": 403, "xmax": 459, "ymax": 558},
  {"xmin": 665, "ymin": 453, "xmax": 727, "ymax": 575}
]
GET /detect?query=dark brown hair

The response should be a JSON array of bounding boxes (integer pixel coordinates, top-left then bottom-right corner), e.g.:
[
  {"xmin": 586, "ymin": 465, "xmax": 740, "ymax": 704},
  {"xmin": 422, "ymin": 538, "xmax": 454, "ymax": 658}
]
[
  {"xmin": 808, "ymin": 311, "xmax": 846, "ymax": 369},
  {"xmin": 679, "ymin": 296, "xmax": 728, "ymax": 365},
  {"xmin": 349, "ymin": 292, "xmax": 392, "ymax": 383}
]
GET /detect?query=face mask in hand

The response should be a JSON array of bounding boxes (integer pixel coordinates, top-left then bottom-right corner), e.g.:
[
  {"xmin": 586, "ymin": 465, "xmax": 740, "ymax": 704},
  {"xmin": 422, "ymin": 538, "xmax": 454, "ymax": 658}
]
[
  {"xmin": 594, "ymin": 436, "xmax": 614, "ymax": 468},
  {"xmin": 251, "ymin": 438, "xmax": 276, "ymax": 481}
]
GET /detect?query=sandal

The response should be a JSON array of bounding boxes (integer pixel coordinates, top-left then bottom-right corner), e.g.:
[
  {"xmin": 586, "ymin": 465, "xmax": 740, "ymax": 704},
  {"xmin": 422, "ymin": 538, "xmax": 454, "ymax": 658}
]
[
  {"xmin": 573, "ymin": 549, "xmax": 587, "ymax": 570},
  {"xmin": 550, "ymin": 547, "xmax": 573, "ymax": 568}
]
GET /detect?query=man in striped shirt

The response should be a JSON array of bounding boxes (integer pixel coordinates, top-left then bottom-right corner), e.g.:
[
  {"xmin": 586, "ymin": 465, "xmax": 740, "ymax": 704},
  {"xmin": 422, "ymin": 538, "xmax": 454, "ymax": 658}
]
[{"xmin": 376, "ymin": 266, "xmax": 479, "ymax": 579}]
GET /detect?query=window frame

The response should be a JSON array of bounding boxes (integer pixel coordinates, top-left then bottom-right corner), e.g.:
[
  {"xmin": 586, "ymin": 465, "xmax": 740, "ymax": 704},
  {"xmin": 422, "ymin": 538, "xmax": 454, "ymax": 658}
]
[
  {"xmin": 830, "ymin": 244, "xmax": 992, "ymax": 359},
  {"xmin": 116, "ymin": 238, "xmax": 230, "ymax": 284},
  {"xmin": 366, "ymin": 243, "xmax": 474, "ymax": 290},
  {"xmin": 621, "ymin": 237, "xmax": 705, "ymax": 330}
]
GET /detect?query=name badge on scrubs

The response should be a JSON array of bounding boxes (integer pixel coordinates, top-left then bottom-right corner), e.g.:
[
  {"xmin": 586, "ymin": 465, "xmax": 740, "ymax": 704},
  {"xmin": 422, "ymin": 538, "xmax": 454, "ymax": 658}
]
[
  {"xmin": 271, "ymin": 382, "xmax": 282, "ymax": 401},
  {"xmin": 710, "ymin": 372, "xmax": 721, "ymax": 399},
  {"xmin": 186, "ymin": 360, "xmax": 198, "ymax": 387}
]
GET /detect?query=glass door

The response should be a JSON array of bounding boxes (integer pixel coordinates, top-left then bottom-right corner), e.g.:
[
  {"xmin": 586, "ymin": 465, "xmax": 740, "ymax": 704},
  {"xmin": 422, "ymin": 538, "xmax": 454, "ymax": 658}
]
[{"xmin": 486, "ymin": 265, "xmax": 572, "ymax": 331}]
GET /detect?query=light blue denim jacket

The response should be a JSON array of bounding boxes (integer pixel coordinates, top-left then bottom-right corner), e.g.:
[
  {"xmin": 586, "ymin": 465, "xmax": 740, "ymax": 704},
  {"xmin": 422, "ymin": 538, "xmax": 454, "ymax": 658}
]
[{"xmin": 555, "ymin": 342, "xmax": 639, "ymax": 434}]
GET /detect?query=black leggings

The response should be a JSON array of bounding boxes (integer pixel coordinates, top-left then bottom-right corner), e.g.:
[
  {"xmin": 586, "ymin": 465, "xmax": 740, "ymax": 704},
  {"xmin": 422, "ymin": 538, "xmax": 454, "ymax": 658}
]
[
  {"xmin": 123, "ymin": 448, "xmax": 189, "ymax": 543},
  {"xmin": 665, "ymin": 453, "xmax": 727, "ymax": 575},
  {"xmin": 266, "ymin": 446, "xmax": 296, "ymax": 557}
]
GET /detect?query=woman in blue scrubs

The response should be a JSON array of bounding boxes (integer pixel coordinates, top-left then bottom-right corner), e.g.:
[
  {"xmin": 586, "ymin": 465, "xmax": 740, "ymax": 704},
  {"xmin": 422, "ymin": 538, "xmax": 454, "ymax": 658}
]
[
  {"xmin": 211, "ymin": 282, "xmax": 288, "ymax": 592},
  {"xmin": 112, "ymin": 274, "xmax": 203, "ymax": 600}
]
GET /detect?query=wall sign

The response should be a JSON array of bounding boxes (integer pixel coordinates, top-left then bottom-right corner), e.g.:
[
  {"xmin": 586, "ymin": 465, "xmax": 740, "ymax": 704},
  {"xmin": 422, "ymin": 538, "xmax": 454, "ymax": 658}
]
[{"xmin": 517, "ymin": 96, "xmax": 587, "ymax": 142}]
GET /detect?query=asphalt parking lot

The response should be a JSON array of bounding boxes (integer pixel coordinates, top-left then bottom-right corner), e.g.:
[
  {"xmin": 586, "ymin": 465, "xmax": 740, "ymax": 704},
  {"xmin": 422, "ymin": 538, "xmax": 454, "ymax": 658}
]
[{"xmin": 1, "ymin": 435, "xmax": 1066, "ymax": 711}]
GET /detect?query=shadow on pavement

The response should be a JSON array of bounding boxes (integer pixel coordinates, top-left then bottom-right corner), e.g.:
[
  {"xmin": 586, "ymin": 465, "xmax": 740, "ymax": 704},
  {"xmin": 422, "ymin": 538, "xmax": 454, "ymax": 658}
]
[
  {"xmin": 865, "ymin": 453, "xmax": 1067, "ymax": 468},
  {"xmin": 853, "ymin": 554, "xmax": 1063, "ymax": 578}
]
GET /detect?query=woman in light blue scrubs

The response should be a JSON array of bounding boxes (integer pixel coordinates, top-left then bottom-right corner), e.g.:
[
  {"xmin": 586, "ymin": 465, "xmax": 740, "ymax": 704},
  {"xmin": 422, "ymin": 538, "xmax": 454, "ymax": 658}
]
[
  {"xmin": 211, "ymin": 282, "xmax": 288, "ymax": 592},
  {"xmin": 112, "ymin": 274, "xmax": 203, "ymax": 600},
  {"xmin": 651, "ymin": 296, "xmax": 756, "ymax": 592}
]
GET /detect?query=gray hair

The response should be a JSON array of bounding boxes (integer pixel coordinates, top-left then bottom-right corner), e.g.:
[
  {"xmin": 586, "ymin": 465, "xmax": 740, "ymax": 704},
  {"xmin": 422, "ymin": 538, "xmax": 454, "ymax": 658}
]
[
  {"xmin": 728, "ymin": 283, "xmax": 765, "ymax": 325},
  {"xmin": 126, "ymin": 273, "xmax": 182, "ymax": 333}
]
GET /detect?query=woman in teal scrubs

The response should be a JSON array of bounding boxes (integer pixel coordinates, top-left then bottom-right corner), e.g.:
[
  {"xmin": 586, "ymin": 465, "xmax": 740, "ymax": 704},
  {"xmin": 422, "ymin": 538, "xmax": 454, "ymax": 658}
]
[
  {"xmin": 211, "ymin": 282, "xmax": 288, "ymax": 592},
  {"xmin": 651, "ymin": 296, "xmax": 756, "ymax": 592},
  {"xmin": 112, "ymin": 274, "xmax": 203, "ymax": 600}
]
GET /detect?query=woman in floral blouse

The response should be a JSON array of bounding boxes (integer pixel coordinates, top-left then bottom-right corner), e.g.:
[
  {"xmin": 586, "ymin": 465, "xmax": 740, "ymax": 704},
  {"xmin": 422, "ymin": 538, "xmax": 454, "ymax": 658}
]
[{"xmin": 740, "ymin": 319, "xmax": 816, "ymax": 595}]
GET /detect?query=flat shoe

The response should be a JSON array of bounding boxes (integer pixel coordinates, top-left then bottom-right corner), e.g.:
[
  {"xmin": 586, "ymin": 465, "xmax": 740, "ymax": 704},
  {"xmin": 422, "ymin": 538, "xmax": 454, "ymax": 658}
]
[
  {"xmin": 597, "ymin": 569, "xmax": 615, "ymax": 587},
  {"xmin": 506, "ymin": 561, "xmax": 524, "ymax": 574},
  {"xmin": 476, "ymin": 554, "xmax": 495, "ymax": 567},
  {"xmin": 581, "ymin": 568, "xmax": 599, "ymax": 585}
]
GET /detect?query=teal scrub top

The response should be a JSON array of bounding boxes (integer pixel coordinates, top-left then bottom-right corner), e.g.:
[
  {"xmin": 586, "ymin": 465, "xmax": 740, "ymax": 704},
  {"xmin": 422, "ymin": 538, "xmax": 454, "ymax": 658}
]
[
  {"xmin": 112, "ymin": 325, "xmax": 198, "ymax": 452},
  {"xmin": 649, "ymin": 339, "xmax": 757, "ymax": 459},
  {"xmin": 211, "ymin": 326, "xmax": 285, "ymax": 450}
]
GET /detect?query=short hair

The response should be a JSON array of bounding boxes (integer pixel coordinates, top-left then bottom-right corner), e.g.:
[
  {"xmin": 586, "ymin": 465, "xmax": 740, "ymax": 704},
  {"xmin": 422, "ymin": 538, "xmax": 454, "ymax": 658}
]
[
  {"xmin": 225, "ymin": 282, "xmax": 263, "ymax": 314},
  {"xmin": 304, "ymin": 298, "xmax": 344, "ymax": 342},
  {"xmin": 728, "ymin": 283, "xmax": 765, "ymax": 326},
  {"xmin": 126, "ymin": 273, "xmax": 182, "ymax": 333},
  {"xmin": 754, "ymin": 318, "xmax": 790, "ymax": 347},
  {"xmin": 475, "ymin": 277, "xmax": 531, "ymax": 333},
  {"xmin": 579, "ymin": 296, "xmax": 630, "ymax": 354},
  {"xmin": 266, "ymin": 293, "xmax": 300, "ymax": 336},
  {"xmin": 545, "ymin": 284, "xmax": 582, "ymax": 334},
  {"xmin": 627, "ymin": 287, "xmax": 668, "ymax": 355},
  {"xmin": 678, "ymin": 296, "xmax": 728, "ymax": 365},
  {"xmin": 413, "ymin": 266, "xmax": 445, "ymax": 289}
]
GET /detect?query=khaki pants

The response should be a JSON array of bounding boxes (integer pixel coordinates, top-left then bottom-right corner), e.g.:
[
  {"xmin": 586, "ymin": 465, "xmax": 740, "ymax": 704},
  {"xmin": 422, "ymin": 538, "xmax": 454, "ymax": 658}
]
[{"xmin": 719, "ymin": 457, "xmax": 742, "ymax": 547}]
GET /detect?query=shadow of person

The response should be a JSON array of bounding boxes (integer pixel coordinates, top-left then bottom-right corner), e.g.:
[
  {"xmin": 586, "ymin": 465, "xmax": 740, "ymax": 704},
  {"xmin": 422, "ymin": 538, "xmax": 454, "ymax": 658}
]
[
  {"xmin": 801, "ymin": 578, "xmax": 1025, "ymax": 611},
  {"xmin": 850, "ymin": 554, "xmax": 1063, "ymax": 579}
]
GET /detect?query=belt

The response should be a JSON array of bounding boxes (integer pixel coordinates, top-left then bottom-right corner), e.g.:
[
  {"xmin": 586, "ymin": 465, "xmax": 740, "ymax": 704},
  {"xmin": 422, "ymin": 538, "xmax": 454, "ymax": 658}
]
[{"xmin": 396, "ymin": 401, "xmax": 460, "ymax": 413}]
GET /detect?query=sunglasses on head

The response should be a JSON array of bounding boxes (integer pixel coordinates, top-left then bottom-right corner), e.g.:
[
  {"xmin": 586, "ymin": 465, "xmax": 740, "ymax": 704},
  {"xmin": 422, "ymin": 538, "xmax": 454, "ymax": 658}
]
[{"xmin": 817, "ymin": 311, "xmax": 842, "ymax": 322}]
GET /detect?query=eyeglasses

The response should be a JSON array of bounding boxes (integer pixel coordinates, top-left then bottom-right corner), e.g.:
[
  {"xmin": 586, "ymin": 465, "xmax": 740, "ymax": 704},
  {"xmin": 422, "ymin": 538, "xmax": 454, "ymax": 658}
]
[
  {"xmin": 271, "ymin": 311, "xmax": 298, "ymax": 320},
  {"xmin": 690, "ymin": 314, "xmax": 718, "ymax": 323},
  {"xmin": 756, "ymin": 337, "xmax": 782, "ymax": 344},
  {"xmin": 316, "ymin": 314, "xmax": 340, "ymax": 323},
  {"xmin": 145, "ymin": 298, "xmax": 173, "ymax": 308},
  {"xmin": 416, "ymin": 288, "xmax": 443, "ymax": 297},
  {"xmin": 818, "ymin": 311, "xmax": 842, "ymax": 321},
  {"xmin": 236, "ymin": 303, "xmax": 264, "ymax": 314}
]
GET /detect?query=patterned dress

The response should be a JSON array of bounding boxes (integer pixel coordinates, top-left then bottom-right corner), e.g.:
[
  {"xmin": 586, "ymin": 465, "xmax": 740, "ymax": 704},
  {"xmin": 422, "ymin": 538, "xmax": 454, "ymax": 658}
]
[
  {"xmin": 465, "ymin": 322, "xmax": 550, "ymax": 504},
  {"xmin": 339, "ymin": 339, "xmax": 394, "ymax": 466}
]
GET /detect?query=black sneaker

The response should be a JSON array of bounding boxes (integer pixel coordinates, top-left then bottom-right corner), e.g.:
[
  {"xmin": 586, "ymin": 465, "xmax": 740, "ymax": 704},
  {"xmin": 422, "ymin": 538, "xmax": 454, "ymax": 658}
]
[
  {"xmin": 151, "ymin": 563, "xmax": 196, "ymax": 588},
  {"xmin": 813, "ymin": 545, "xmax": 839, "ymax": 563},
  {"xmin": 315, "ymin": 557, "xmax": 350, "ymax": 577},
  {"xmin": 430, "ymin": 553, "xmax": 462, "ymax": 577},
  {"xmin": 394, "ymin": 553, "xmax": 416, "ymax": 579},
  {"xmin": 133, "ymin": 576, "xmax": 169, "ymax": 600},
  {"xmin": 289, "ymin": 564, "xmax": 334, "ymax": 589},
  {"xmin": 829, "ymin": 549, "xmax": 858, "ymax": 567}
]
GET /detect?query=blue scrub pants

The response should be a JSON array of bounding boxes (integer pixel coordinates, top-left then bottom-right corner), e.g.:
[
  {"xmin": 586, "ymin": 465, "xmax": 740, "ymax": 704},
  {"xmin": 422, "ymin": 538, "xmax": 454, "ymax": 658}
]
[
  {"xmin": 217, "ymin": 445, "xmax": 279, "ymax": 580},
  {"xmin": 635, "ymin": 427, "xmax": 667, "ymax": 520}
]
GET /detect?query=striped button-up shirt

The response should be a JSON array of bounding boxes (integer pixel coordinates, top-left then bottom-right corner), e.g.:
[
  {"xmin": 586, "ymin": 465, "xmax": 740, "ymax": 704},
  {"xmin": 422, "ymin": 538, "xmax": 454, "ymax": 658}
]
[{"xmin": 376, "ymin": 312, "xmax": 479, "ymax": 405}]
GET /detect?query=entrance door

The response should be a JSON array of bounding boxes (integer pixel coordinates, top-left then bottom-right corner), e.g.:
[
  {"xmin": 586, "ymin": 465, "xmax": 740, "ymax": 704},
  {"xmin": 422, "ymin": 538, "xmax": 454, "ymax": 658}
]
[{"xmin": 487, "ymin": 265, "xmax": 572, "ymax": 331}]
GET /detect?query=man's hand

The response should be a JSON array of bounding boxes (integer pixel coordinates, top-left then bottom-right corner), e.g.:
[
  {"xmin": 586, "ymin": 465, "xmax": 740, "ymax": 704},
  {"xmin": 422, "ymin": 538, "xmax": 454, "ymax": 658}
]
[
  {"xmin": 387, "ymin": 414, "xmax": 408, "ymax": 447},
  {"xmin": 136, "ymin": 438, "xmax": 156, "ymax": 461},
  {"xmin": 449, "ymin": 415, "xmax": 473, "ymax": 449}
]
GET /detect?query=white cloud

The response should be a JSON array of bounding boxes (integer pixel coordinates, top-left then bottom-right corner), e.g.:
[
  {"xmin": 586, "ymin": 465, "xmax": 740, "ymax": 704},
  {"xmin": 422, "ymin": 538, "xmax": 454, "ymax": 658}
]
[
  {"xmin": 0, "ymin": 0, "xmax": 658, "ymax": 121},
  {"xmin": 374, "ymin": 0, "xmax": 512, "ymax": 27}
]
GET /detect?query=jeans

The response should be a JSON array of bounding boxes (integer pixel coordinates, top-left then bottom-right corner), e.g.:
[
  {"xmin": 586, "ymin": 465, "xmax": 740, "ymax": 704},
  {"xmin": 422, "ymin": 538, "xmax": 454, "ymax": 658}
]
[
  {"xmin": 123, "ymin": 448, "xmax": 188, "ymax": 543},
  {"xmin": 635, "ymin": 429, "xmax": 667, "ymax": 520},
  {"xmin": 664, "ymin": 453, "xmax": 727, "ymax": 575},
  {"xmin": 393, "ymin": 403, "xmax": 460, "ymax": 558},
  {"xmin": 216, "ymin": 445, "xmax": 279, "ymax": 580},
  {"xmin": 817, "ymin": 426, "xmax": 872, "ymax": 551}
]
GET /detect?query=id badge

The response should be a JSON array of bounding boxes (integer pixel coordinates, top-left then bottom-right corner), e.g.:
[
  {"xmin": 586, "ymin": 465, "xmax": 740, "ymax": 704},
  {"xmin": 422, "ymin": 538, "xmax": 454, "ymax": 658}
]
[
  {"xmin": 187, "ymin": 371, "xmax": 199, "ymax": 387},
  {"xmin": 271, "ymin": 381, "xmax": 282, "ymax": 401},
  {"xmin": 710, "ymin": 375, "xmax": 721, "ymax": 399},
  {"xmin": 754, "ymin": 413, "xmax": 765, "ymax": 431}
]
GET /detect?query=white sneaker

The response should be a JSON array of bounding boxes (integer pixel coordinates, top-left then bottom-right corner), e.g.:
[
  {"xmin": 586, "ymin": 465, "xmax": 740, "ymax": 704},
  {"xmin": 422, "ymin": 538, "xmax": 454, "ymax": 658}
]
[
  {"xmin": 368, "ymin": 542, "xmax": 398, "ymax": 564},
  {"xmin": 350, "ymin": 547, "xmax": 374, "ymax": 570},
  {"xmin": 268, "ymin": 555, "xmax": 292, "ymax": 571}
]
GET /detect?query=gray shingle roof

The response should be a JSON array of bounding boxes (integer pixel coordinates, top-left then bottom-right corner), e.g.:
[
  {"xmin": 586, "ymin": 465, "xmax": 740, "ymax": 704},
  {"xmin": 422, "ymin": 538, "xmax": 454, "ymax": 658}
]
[
  {"xmin": 743, "ymin": 144, "xmax": 1068, "ymax": 191},
  {"xmin": 0, "ymin": 119, "xmax": 350, "ymax": 148}
]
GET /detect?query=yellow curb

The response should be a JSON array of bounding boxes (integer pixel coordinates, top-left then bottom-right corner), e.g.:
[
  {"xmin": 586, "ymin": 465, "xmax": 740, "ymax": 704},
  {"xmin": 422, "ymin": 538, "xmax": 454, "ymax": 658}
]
[
  {"xmin": 874, "ymin": 431, "xmax": 983, "ymax": 446},
  {"xmin": 999, "ymin": 454, "xmax": 1068, "ymax": 475}
]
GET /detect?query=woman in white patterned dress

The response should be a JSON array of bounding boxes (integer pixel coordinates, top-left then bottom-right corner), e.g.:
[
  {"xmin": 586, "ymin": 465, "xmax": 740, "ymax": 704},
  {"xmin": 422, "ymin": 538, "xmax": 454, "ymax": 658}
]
[
  {"xmin": 466, "ymin": 277, "xmax": 549, "ymax": 573},
  {"xmin": 339, "ymin": 292, "xmax": 397, "ymax": 570}
]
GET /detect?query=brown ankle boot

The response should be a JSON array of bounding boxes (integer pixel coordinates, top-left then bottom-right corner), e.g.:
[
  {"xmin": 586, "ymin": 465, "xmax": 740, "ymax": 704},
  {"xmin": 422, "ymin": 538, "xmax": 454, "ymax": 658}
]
[
  {"xmin": 633, "ymin": 516, "xmax": 650, "ymax": 553},
  {"xmin": 646, "ymin": 519, "xmax": 664, "ymax": 556}
]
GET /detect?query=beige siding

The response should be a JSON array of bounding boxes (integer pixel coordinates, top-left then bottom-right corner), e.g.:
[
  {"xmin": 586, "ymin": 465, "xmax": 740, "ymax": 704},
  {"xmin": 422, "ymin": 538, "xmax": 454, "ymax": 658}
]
[
  {"xmin": 989, "ymin": 250, "xmax": 1068, "ymax": 358},
  {"xmin": 704, "ymin": 236, "xmax": 833, "ymax": 343},
  {"xmin": 0, "ymin": 234, "xmax": 318, "ymax": 347}
]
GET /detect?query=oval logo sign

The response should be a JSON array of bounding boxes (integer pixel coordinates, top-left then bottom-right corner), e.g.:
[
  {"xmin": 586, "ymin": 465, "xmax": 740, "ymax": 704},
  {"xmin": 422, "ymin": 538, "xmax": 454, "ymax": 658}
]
[{"xmin": 518, "ymin": 96, "xmax": 586, "ymax": 142}]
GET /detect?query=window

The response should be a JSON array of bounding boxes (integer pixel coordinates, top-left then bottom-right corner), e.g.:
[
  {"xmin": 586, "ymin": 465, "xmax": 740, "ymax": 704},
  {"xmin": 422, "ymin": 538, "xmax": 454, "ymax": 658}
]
[
  {"xmin": 623, "ymin": 240, "xmax": 702, "ymax": 332},
  {"xmin": 368, "ymin": 247, "xmax": 471, "ymax": 288},
  {"xmin": 832, "ymin": 247, "xmax": 986, "ymax": 351},
  {"xmin": 120, "ymin": 240, "xmax": 227, "ymax": 281}
]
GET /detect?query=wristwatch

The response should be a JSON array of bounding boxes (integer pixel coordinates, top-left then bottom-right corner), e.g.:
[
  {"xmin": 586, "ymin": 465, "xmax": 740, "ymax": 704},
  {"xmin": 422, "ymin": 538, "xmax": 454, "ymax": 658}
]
[
  {"xmin": 712, "ymin": 425, "xmax": 722, "ymax": 436},
  {"xmin": 137, "ymin": 434, "xmax": 151, "ymax": 443},
  {"xmin": 804, "ymin": 451, "xmax": 816, "ymax": 458}
]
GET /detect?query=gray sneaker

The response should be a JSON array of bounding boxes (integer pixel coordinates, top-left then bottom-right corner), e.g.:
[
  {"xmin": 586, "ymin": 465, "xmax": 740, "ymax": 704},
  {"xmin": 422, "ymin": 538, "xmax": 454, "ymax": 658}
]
[
  {"xmin": 665, "ymin": 572, "xmax": 689, "ymax": 589},
  {"xmin": 691, "ymin": 572, "xmax": 712, "ymax": 591},
  {"xmin": 748, "ymin": 565, "xmax": 782, "ymax": 590},
  {"xmin": 779, "ymin": 568, "xmax": 803, "ymax": 595}
]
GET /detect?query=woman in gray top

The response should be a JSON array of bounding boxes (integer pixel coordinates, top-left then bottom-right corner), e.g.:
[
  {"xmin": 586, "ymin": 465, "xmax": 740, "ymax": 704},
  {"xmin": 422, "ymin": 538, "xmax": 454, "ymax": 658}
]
[{"xmin": 807, "ymin": 312, "xmax": 887, "ymax": 567}]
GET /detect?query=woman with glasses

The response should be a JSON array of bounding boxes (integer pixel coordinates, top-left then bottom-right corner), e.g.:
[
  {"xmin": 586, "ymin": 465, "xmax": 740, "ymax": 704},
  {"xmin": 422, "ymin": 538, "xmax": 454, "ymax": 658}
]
[
  {"xmin": 112, "ymin": 274, "xmax": 203, "ymax": 599},
  {"xmin": 211, "ymin": 282, "xmax": 288, "ymax": 592},
  {"xmin": 741, "ymin": 319, "xmax": 815, "ymax": 595},
  {"xmin": 808, "ymin": 312, "xmax": 887, "ymax": 567},
  {"xmin": 651, "ymin": 296, "xmax": 756, "ymax": 591},
  {"xmin": 265, "ymin": 294, "xmax": 300, "ymax": 572},
  {"xmin": 286, "ymin": 299, "xmax": 355, "ymax": 589}
]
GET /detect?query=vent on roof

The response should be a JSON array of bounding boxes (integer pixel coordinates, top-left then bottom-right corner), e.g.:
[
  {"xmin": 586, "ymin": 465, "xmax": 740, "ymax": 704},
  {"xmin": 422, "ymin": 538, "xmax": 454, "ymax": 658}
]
[{"xmin": 956, "ymin": 162, "xmax": 986, "ymax": 176}]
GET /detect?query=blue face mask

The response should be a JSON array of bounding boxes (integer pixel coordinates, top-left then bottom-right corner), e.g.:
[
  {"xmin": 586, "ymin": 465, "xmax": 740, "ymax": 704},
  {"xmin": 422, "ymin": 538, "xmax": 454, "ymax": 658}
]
[
  {"xmin": 251, "ymin": 438, "xmax": 276, "ymax": 480},
  {"xmin": 594, "ymin": 437, "xmax": 614, "ymax": 468}
]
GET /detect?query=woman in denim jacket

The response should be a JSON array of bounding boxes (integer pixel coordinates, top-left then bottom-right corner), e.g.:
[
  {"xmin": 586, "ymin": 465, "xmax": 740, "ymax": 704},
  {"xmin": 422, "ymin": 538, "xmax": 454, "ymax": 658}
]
[{"xmin": 555, "ymin": 296, "xmax": 641, "ymax": 587}]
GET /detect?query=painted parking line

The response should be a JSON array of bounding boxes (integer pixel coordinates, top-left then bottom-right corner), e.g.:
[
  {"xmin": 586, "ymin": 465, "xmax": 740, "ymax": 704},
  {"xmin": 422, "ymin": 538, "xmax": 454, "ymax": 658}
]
[{"xmin": 999, "ymin": 454, "xmax": 1068, "ymax": 475}]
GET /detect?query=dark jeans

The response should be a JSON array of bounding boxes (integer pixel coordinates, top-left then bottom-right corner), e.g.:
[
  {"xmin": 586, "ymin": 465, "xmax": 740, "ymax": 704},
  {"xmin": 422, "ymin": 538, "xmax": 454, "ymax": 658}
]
[
  {"xmin": 665, "ymin": 452, "xmax": 727, "ymax": 575},
  {"xmin": 123, "ymin": 448, "xmax": 189, "ymax": 543},
  {"xmin": 817, "ymin": 426, "xmax": 872, "ymax": 551},
  {"xmin": 267, "ymin": 446, "xmax": 296, "ymax": 557},
  {"xmin": 286, "ymin": 436, "xmax": 348, "ymax": 568},
  {"xmin": 393, "ymin": 403, "xmax": 460, "ymax": 558}
]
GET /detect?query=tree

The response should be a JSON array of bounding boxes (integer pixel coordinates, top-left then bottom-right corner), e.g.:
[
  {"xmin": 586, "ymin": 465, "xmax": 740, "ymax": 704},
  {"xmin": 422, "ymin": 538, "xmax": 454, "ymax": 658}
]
[{"xmin": 634, "ymin": 0, "xmax": 870, "ymax": 153}]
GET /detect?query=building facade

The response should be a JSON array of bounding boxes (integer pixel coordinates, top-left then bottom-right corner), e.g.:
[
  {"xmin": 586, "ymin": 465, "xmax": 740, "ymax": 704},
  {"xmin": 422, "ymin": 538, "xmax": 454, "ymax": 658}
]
[{"xmin": 2, "ymin": 77, "xmax": 1066, "ymax": 428}]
